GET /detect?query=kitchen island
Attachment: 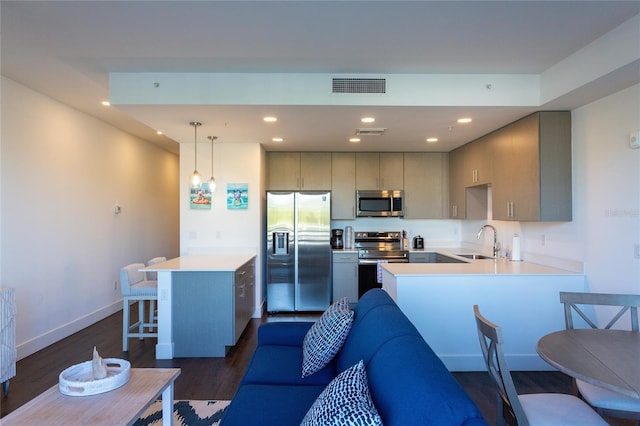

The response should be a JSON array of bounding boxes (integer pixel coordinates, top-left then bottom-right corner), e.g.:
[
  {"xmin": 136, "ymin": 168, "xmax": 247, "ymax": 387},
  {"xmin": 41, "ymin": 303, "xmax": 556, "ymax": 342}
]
[
  {"xmin": 144, "ymin": 254, "xmax": 256, "ymax": 359},
  {"xmin": 381, "ymin": 255, "xmax": 585, "ymax": 371}
]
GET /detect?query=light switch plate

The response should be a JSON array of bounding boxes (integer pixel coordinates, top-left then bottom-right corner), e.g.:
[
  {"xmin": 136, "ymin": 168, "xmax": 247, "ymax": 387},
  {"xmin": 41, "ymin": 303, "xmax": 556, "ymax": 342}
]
[{"xmin": 630, "ymin": 131, "xmax": 640, "ymax": 149}]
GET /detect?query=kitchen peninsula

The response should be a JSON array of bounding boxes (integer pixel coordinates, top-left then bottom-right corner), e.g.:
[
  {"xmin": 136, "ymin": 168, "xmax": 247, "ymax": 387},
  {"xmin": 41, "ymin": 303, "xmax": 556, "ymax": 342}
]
[
  {"xmin": 144, "ymin": 254, "xmax": 256, "ymax": 359},
  {"xmin": 381, "ymin": 256, "xmax": 585, "ymax": 371}
]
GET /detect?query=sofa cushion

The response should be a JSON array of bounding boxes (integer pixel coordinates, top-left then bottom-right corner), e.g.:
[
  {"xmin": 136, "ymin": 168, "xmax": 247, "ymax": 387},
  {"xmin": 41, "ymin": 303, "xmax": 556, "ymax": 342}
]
[
  {"xmin": 302, "ymin": 297, "xmax": 354, "ymax": 377},
  {"xmin": 366, "ymin": 335, "xmax": 487, "ymax": 426},
  {"xmin": 241, "ymin": 344, "xmax": 335, "ymax": 386},
  {"xmin": 337, "ymin": 303, "xmax": 421, "ymax": 373},
  {"xmin": 301, "ymin": 360, "xmax": 382, "ymax": 426},
  {"xmin": 221, "ymin": 383, "xmax": 325, "ymax": 426},
  {"xmin": 257, "ymin": 321, "xmax": 313, "ymax": 346}
]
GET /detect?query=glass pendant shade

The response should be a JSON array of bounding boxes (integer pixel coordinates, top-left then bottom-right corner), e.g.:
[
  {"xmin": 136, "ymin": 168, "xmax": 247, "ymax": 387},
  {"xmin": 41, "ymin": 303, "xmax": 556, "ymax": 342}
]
[
  {"xmin": 191, "ymin": 170, "xmax": 201, "ymax": 187},
  {"xmin": 209, "ymin": 176, "xmax": 217, "ymax": 192}
]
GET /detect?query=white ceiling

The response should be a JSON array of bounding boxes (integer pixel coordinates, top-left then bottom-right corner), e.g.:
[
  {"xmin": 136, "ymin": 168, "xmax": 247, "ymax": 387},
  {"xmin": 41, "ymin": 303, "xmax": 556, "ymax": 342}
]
[{"xmin": 2, "ymin": 1, "xmax": 639, "ymax": 155}]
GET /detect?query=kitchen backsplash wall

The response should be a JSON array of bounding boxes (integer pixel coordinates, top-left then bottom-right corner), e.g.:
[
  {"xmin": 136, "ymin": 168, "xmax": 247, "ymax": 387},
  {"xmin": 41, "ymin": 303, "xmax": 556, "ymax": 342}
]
[{"xmin": 331, "ymin": 218, "xmax": 461, "ymax": 247}]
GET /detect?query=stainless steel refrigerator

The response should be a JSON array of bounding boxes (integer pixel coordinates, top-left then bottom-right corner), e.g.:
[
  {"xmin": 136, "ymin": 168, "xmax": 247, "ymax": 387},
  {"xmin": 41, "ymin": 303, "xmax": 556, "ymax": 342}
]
[{"xmin": 266, "ymin": 191, "xmax": 331, "ymax": 312}]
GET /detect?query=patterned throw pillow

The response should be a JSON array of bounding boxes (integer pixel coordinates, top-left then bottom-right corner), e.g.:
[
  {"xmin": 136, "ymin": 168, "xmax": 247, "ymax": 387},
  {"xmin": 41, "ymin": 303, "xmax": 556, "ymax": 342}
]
[
  {"xmin": 300, "ymin": 360, "xmax": 382, "ymax": 426},
  {"xmin": 302, "ymin": 297, "xmax": 354, "ymax": 378}
]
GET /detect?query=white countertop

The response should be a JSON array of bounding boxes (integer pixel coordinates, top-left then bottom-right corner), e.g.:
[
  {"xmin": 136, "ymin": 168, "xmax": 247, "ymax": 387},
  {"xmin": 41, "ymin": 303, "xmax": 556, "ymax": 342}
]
[
  {"xmin": 383, "ymin": 257, "xmax": 581, "ymax": 276},
  {"xmin": 143, "ymin": 253, "xmax": 256, "ymax": 272}
]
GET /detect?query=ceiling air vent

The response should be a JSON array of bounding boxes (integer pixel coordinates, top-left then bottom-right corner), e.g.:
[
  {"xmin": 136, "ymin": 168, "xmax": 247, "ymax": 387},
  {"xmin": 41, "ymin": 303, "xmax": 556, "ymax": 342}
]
[
  {"xmin": 355, "ymin": 128, "xmax": 387, "ymax": 136},
  {"xmin": 332, "ymin": 78, "xmax": 386, "ymax": 94}
]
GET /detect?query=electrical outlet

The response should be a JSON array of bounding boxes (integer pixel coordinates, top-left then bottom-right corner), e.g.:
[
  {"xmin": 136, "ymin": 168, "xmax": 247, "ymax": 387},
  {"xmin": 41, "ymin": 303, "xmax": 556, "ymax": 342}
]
[
  {"xmin": 113, "ymin": 280, "xmax": 118, "ymax": 290},
  {"xmin": 635, "ymin": 244, "xmax": 640, "ymax": 259},
  {"xmin": 541, "ymin": 234, "xmax": 546, "ymax": 246}
]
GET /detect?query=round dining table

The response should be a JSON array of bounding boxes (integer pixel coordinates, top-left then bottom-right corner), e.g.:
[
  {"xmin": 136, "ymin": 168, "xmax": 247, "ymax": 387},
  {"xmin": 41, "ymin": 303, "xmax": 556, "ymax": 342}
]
[{"xmin": 537, "ymin": 328, "xmax": 640, "ymax": 399}]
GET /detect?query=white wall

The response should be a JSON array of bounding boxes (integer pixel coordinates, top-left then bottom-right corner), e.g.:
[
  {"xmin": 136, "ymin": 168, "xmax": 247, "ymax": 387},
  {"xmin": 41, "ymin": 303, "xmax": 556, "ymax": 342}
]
[
  {"xmin": 179, "ymin": 141, "xmax": 265, "ymax": 315},
  {"xmin": 0, "ymin": 77, "xmax": 180, "ymax": 359},
  {"xmin": 461, "ymin": 84, "xmax": 640, "ymax": 292}
]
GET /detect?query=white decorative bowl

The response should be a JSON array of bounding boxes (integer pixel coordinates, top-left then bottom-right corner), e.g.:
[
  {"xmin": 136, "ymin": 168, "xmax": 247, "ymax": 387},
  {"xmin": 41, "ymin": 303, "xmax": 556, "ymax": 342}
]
[{"xmin": 59, "ymin": 358, "xmax": 131, "ymax": 396}]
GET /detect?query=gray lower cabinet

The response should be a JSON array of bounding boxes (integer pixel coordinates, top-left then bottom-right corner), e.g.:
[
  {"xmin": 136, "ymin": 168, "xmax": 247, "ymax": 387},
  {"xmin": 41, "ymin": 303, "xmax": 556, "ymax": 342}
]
[
  {"xmin": 172, "ymin": 258, "xmax": 255, "ymax": 357},
  {"xmin": 409, "ymin": 252, "xmax": 434, "ymax": 263},
  {"xmin": 332, "ymin": 251, "xmax": 358, "ymax": 303}
]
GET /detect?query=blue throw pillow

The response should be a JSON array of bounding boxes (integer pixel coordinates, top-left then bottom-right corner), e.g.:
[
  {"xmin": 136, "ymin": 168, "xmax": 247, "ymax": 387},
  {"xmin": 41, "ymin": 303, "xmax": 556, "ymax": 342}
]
[
  {"xmin": 300, "ymin": 360, "xmax": 382, "ymax": 426},
  {"xmin": 302, "ymin": 297, "xmax": 354, "ymax": 378}
]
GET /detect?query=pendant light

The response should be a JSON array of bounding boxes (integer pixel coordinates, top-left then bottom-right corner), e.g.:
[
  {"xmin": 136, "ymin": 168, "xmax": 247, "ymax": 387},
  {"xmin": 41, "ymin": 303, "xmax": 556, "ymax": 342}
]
[
  {"xmin": 207, "ymin": 135, "xmax": 218, "ymax": 192},
  {"xmin": 190, "ymin": 121, "xmax": 202, "ymax": 187}
]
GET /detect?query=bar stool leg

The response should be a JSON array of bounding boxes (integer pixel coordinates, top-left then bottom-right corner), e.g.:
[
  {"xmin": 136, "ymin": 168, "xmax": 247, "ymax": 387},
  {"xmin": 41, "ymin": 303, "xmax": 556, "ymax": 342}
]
[{"xmin": 123, "ymin": 298, "xmax": 130, "ymax": 352}]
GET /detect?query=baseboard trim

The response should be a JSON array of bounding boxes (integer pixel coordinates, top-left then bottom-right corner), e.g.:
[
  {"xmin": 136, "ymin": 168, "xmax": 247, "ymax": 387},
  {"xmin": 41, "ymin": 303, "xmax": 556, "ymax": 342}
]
[{"xmin": 17, "ymin": 300, "xmax": 122, "ymax": 360}]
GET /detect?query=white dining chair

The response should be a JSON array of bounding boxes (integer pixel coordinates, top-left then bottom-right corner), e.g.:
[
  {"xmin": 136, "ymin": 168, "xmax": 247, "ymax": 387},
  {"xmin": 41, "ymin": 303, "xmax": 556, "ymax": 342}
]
[
  {"xmin": 144, "ymin": 256, "xmax": 166, "ymax": 331},
  {"xmin": 120, "ymin": 263, "xmax": 158, "ymax": 351},
  {"xmin": 145, "ymin": 256, "xmax": 167, "ymax": 281},
  {"xmin": 560, "ymin": 291, "xmax": 640, "ymax": 423},
  {"xmin": 474, "ymin": 305, "xmax": 607, "ymax": 426}
]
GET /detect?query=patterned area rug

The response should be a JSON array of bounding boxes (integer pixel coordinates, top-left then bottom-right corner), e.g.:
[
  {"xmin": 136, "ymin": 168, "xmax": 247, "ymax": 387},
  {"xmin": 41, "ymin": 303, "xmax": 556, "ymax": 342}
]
[{"xmin": 133, "ymin": 400, "xmax": 230, "ymax": 426}]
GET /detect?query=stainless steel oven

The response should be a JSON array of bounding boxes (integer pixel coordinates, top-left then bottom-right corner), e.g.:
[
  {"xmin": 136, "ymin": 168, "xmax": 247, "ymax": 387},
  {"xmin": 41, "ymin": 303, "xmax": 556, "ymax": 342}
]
[{"xmin": 354, "ymin": 231, "xmax": 409, "ymax": 297}]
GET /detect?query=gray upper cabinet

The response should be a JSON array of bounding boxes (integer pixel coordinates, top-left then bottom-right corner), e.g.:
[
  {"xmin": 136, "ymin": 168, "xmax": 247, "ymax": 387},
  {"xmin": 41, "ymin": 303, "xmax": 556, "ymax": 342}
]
[
  {"xmin": 463, "ymin": 135, "xmax": 494, "ymax": 187},
  {"xmin": 450, "ymin": 111, "xmax": 571, "ymax": 222},
  {"xmin": 492, "ymin": 111, "xmax": 572, "ymax": 221},
  {"xmin": 331, "ymin": 153, "xmax": 356, "ymax": 219},
  {"xmin": 356, "ymin": 153, "xmax": 404, "ymax": 190},
  {"xmin": 267, "ymin": 152, "xmax": 331, "ymax": 190},
  {"xmin": 404, "ymin": 153, "xmax": 448, "ymax": 219},
  {"xmin": 448, "ymin": 148, "xmax": 466, "ymax": 219}
]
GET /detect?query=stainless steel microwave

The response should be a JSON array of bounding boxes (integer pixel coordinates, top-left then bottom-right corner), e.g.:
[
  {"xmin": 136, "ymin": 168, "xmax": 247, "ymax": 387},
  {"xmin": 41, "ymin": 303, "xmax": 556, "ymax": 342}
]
[{"xmin": 356, "ymin": 190, "xmax": 404, "ymax": 217}]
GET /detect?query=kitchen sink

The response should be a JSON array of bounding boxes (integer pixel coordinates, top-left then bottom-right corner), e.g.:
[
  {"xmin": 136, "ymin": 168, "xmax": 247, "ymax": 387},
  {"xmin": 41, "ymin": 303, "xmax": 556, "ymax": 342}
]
[{"xmin": 457, "ymin": 254, "xmax": 494, "ymax": 260}]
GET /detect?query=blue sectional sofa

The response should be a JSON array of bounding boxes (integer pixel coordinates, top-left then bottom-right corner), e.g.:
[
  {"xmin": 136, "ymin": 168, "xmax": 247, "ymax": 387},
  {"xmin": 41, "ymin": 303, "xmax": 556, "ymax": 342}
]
[{"xmin": 221, "ymin": 289, "xmax": 487, "ymax": 425}]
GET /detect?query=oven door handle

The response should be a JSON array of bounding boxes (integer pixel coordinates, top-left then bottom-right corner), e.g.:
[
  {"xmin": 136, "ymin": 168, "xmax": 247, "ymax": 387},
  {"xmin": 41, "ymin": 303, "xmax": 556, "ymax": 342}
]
[{"xmin": 358, "ymin": 259, "xmax": 408, "ymax": 265}]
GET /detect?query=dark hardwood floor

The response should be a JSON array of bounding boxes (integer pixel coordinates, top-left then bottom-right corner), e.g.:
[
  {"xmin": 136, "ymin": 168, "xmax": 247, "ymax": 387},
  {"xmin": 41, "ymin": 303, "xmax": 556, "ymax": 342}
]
[{"xmin": 1, "ymin": 306, "xmax": 634, "ymax": 425}]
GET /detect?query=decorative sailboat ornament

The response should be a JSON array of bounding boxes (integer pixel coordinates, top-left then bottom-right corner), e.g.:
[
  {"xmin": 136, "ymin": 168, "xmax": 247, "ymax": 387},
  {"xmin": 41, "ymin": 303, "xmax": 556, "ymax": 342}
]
[{"xmin": 91, "ymin": 346, "xmax": 108, "ymax": 379}]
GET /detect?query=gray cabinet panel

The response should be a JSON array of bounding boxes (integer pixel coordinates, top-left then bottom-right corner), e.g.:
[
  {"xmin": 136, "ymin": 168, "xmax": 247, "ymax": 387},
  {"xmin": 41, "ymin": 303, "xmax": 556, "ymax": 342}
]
[
  {"xmin": 332, "ymin": 252, "xmax": 358, "ymax": 303},
  {"xmin": 404, "ymin": 153, "xmax": 448, "ymax": 219},
  {"xmin": 331, "ymin": 153, "xmax": 356, "ymax": 219},
  {"xmin": 171, "ymin": 258, "xmax": 255, "ymax": 358}
]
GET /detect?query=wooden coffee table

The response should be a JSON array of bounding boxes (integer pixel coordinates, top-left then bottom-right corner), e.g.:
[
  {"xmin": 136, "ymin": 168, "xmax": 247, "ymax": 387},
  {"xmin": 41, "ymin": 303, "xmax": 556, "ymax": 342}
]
[{"xmin": 1, "ymin": 368, "xmax": 180, "ymax": 425}]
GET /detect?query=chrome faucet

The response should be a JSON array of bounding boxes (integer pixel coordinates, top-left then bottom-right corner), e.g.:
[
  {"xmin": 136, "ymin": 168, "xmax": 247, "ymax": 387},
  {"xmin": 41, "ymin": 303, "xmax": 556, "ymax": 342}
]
[{"xmin": 477, "ymin": 224, "xmax": 500, "ymax": 258}]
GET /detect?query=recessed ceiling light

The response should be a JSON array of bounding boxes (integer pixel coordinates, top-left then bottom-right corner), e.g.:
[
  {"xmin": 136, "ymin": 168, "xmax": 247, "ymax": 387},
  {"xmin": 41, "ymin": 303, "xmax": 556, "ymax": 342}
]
[
  {"xmin": 426, "ymin": 137, "xmax": 438, "ymax": 143},
  {"xmin": 272, "ymin": 137, "xmax": 284, "ymax": 142},
  {"xmin": 156, "ymin": 131, "xmax": 163, "ymax": 135},
  {"xmin": 457, "ymin": 117, "xmax": 472, "ymax": 124},
  {"xmin": 361, "ymin": 117, "xmax": 375, "ymax": 123},
  {"xmin": 263, "ymin": 116, "xmax": 278, "ymax": 123},
  {"xmin": 349, "ymin": 138, "xmax": 361, "ymax": 143},
  {"xmin": 101, "ymin": 101, "xmax": 111, "ymax": 106}
]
